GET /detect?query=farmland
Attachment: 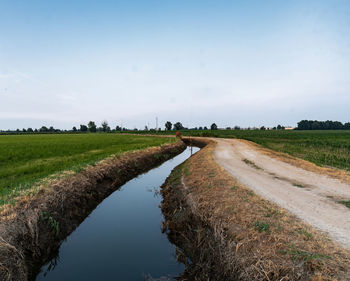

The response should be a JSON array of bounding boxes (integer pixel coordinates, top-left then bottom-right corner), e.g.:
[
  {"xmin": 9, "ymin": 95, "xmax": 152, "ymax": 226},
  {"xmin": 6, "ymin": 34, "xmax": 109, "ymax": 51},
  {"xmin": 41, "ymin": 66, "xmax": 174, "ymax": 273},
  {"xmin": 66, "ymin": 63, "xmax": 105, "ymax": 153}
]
[
  {"xmin": 126, "ymin": 129, "xmax": 350, "ymax": 171},
  {"xmin": 216, "ymin": 130, "xmax": 350, "ymax": 171},
  {"xmin": 0, "ymin": 133, "xmax": 176, "ymax": 206}
]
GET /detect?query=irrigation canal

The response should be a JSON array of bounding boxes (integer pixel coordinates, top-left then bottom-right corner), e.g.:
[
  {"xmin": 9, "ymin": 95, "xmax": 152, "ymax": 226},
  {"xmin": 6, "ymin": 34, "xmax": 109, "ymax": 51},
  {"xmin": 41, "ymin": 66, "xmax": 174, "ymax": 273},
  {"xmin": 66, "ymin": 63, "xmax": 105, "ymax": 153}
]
[{"xmin": 35, "ymin": 146, "xmax": 199, "ymax": 281}]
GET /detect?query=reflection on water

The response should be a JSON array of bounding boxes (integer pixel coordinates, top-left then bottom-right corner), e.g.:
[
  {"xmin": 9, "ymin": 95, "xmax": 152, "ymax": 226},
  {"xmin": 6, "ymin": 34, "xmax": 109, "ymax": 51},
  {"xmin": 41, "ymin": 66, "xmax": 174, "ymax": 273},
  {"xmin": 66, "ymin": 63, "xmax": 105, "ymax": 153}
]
[
  {"xmin": 41, "ymin": 256, "xmax": 60, "ymax": 277},
  {"xmin": 36, "ymin": 147, "xmax": 199, "ymax": 281}
]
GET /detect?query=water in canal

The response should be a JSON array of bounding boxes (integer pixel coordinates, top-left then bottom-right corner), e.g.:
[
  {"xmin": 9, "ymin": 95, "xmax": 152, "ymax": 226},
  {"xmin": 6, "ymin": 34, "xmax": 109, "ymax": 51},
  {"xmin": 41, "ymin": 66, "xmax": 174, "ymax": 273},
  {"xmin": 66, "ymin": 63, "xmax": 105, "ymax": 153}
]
[{"xmin": 36, "ymin": 147, "xmax": 199, "ymax": 281}]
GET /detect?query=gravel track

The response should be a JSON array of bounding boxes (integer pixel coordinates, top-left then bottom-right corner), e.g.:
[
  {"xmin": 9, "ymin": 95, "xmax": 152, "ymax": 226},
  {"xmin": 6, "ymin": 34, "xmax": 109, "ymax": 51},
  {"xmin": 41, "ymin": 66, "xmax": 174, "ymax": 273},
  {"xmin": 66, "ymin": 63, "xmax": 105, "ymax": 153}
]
[{"xmin": 213, "ymin": 138, "xmax": 350, "ymax": 249}]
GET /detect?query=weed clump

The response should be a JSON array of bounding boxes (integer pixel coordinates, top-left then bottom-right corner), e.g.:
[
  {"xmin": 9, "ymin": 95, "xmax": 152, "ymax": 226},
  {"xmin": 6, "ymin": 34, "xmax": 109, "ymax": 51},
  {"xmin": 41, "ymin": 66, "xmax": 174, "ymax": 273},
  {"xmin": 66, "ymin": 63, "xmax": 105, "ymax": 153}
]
[
  {"xmin": 41, "ymin": 211, "xmax": 60, "ymax": 237},
  {"xmin": 338, "ymin": 200, "xmax": 350, "ymax": 208},
  {"xmin": 254, "ymin": 221, "xmax": 270, "ymax": 233},
  {"xmin": 283, "ymin": 243, "xmax": 330, "ymax": 262}
]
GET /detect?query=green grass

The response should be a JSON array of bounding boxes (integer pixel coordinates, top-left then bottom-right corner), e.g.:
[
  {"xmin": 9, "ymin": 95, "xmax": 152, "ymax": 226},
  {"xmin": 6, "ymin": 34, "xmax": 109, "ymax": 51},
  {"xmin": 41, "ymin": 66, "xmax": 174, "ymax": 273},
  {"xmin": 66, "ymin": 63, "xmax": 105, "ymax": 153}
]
[
  {"xmin": 254, "ymin": 221, "xmax": 270, "ymax": 233},
  {"xmin": 127, "ymin": 130, "xmax": 350, "ymax": 171},
  {"xmin": 297, "ymin": 228, "xmax": 313, "ymax": 240},
  {"xmin": 0, "ymin": 133, "xmax": 176, "ymax": 205},
  {"xmin": 338, "ymin": 200, "xmax": 350, "ymax": 208},
  {"xmin": 41, "ymin": 211, "xmax": 60, "ymax": 237},
  {"xmin": 283, "ymin": 243, "xmax": 329, "ymax": 262}
]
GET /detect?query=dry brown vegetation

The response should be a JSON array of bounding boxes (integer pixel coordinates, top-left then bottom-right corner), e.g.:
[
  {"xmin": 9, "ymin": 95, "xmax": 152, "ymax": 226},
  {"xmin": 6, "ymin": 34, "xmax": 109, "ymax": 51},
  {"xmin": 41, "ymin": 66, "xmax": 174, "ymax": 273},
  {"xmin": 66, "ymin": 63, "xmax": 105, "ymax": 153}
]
[
  {"xmin": 0, "ymin": 141, "xmax": 186, "ymax": 281},
  {"xmin": 162, "ymin": 138, "xmax": 350, "ymax": 280}
]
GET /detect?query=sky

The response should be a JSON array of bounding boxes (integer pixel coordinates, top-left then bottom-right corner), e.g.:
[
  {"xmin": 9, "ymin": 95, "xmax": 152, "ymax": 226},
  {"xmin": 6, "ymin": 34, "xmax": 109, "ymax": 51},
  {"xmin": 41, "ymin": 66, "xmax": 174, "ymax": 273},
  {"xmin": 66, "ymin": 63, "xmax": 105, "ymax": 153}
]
[{"xmin": 0, "ymin": 0, "xmax": 349, "ymax": 130}]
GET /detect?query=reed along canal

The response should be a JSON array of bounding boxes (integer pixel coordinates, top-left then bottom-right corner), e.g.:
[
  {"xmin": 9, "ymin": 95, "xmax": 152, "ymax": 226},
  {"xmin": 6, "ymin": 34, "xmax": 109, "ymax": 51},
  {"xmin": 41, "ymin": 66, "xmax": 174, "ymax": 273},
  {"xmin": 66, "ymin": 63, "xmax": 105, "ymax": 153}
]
[{"xmin": 35, "ymin": 147, "xmax": 199, "ymax": 281}]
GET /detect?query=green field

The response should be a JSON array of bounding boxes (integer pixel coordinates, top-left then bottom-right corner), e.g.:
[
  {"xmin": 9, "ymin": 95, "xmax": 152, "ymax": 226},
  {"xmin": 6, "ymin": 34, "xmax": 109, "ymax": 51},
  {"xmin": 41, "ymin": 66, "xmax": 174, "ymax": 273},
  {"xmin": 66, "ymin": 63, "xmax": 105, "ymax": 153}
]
[
  {"xmin": 0, "ymin": 134, "xmax": 175, "ymax": 206},
  {"xmin": 126, "ymin": 130, "xmax": 350, "ymax": 171}
]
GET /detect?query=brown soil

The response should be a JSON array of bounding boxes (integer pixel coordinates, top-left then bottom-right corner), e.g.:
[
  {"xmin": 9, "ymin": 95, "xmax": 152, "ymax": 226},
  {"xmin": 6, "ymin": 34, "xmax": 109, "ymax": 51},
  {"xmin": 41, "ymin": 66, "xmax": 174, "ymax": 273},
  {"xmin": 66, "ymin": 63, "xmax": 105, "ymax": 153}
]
[
  {"xmin": 161, "ymin": 138, "xmax": 350, "ymax": 281},
  {"xmin": 0, "ymin": 141, "xmax": 186, "ymax": 281}
]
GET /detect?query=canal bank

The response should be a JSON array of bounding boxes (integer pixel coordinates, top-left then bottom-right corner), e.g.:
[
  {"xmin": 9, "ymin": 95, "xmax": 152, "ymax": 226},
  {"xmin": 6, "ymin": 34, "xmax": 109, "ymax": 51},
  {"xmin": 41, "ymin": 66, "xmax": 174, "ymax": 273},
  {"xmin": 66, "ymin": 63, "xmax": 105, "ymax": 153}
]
[
  {"xmin": 35, "ymin": 146, "xmax": 200, "ymax": 281},
  {"xmin": 0, "ymin": 141, "xmax": 186, "ymax": 281}
]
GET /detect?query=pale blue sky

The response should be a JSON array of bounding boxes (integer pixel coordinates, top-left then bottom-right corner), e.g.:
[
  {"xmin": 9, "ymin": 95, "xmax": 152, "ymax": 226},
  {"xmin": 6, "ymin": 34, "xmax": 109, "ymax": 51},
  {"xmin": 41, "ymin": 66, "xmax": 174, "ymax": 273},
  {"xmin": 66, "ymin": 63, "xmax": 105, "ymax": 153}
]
[{"xmin": 1, "ymin": 0, "xmax": 349, "ymax": 129}]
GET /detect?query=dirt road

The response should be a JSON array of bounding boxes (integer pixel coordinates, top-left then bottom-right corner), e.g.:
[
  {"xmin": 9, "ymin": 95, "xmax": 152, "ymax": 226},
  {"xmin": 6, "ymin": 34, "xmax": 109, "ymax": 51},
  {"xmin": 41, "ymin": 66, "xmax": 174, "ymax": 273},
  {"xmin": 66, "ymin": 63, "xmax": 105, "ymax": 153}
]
[{"xmin": 213, "ymin": 138, "xmax": 350, "ymax": 249}]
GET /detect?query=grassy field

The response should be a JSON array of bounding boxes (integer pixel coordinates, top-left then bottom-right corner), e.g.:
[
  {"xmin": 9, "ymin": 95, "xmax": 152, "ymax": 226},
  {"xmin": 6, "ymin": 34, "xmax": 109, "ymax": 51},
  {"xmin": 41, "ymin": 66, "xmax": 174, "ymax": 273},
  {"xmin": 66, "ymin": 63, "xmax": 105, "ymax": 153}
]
[
  {"xmin": 0, "ymin": 133, "xmax": 175, "ymax": 206},
  {"xmin": 125, "ymin": 130, "xmax": 350, "ymax": 171}
]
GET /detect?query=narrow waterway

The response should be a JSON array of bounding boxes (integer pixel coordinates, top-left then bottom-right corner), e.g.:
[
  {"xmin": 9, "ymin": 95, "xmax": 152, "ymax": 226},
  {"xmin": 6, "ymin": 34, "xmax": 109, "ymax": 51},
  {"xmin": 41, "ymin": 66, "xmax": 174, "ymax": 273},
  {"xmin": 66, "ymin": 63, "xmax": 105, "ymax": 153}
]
[{"xmin": 35, "ymin": 147, "xmax": 199, "ymax": 281}]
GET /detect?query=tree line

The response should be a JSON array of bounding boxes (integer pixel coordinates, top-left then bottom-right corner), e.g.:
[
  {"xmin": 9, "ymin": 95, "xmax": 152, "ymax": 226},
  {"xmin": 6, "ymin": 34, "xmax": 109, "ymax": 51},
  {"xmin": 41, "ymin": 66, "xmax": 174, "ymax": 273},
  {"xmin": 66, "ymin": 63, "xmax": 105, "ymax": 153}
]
[
  {"xmin": 164, "ymin": 121, "xmax": 218, "ymax": 131},
  {"xmin": 0, "ymin": 120, "xmax": 130, "ymax": 134},
  {"xmin": 296, "ymin": 120, "xmax": 350, "ymax": 130},
  {"xmin": 4, "ymin": 119, "xmax": 350, "ymax": 134}
]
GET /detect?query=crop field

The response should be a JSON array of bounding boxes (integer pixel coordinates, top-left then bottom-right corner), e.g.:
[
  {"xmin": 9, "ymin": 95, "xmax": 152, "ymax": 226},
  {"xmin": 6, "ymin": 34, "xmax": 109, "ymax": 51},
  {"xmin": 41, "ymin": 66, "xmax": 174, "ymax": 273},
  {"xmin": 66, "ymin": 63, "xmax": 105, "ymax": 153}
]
[
  {"xmin": 0, "ymin": 133, "xmax": 175, "ymax": 206},
  {"xmin": 126, "ymin": 130, "xmax": 350, "ymax": 171}
]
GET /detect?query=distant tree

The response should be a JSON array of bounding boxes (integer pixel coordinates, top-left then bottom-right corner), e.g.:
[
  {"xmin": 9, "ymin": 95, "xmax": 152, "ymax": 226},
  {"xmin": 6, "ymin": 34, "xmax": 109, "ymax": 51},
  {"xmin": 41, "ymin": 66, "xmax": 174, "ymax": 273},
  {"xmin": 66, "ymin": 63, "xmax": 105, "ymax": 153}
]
[
  {"xmin": 173, "ymin": 122, "xmax": 184, "ymax": 130},
  {"xmin": 203, "ymin": 126, "xmax": 208, "ymax": 130},
  {"xmin": 277, "ymin": 125, "xmax": 282, "ymax": 130},
  {"xmin": 101, "ymin": 120, "xmax": 109, "ymax": 132},
  {"xmin": 210, "ymin": 123, "xmax": 218, "ymax": 130},
  {"xmin": 40, "ymin": 126, "xmax": 48, "ymax": 132},
  {"xmin": 49, "ymin": 126, "xmax": 54, "ymax": 132},
  {"xmin": 260, "ymin": 126, "xmax": 266, "ymax": 130},
  {"xmin": 272, "ymin": 127, "xmax": 277, "ymax": 130},
  {"xmin": 88, "ymin": 121, "xmax": 97, "ymax": 132},
  {"xmin": 16, "ymin": 128, "xmax": 20, "ymax": 132},
  {"xmin": 165, "ymin": 121, "xmax": 172, "ymax": 131},
  {"xmin": 198, "ymin": 126, "xmax": 203, "ymax": 130},
  {"xmin": 116, "ymin": 125, "xmax": 121, "ymax": 131},
  {"xmin": 333, "ymin": 121, "xmax": 343, "ymax": 130},
  {"xmin": 22, "ymin": 128, "xmax": 27, "ymax": 132},
  {"xmin": 234, "ymin": 126, "xmax": 241, "ymax": 130},
  {"xmin": 297, "ymin": 120, "xmax": 346, "ymax": 130},
  {"xmin": 27, "ymin": 128, "xmax": 33, "ymax": 132},
  {"xmin": 144, "ymin": 125, "xmax": 148, "ymax": 131},
  {"xmin": 344, "ymin": 122, "xmax": 350, "ymax": 130},
  {"xmin": 72, "ymin": 126, "xmax": 77, "ymax": 132},
  {"xmin": 226, "ymin": 127, "xmax": 231, "ymax": 130},
  {"xmin": 80, "ymin": 124, "xmax": 88, "ymax": 132},
  {"xmin": 34, "ymin": 129, "xmax": 38, "ymax": 132}
]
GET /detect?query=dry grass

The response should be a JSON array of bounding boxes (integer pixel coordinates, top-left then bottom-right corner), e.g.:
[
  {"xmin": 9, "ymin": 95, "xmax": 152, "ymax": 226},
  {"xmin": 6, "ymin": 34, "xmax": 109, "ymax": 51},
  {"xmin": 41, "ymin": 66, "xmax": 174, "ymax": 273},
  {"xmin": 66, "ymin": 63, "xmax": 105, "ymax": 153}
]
[{"xmin": 167, "ymin": 138, "xmax": 350, "ymax": 280}]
